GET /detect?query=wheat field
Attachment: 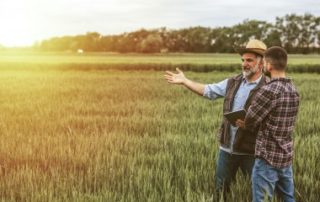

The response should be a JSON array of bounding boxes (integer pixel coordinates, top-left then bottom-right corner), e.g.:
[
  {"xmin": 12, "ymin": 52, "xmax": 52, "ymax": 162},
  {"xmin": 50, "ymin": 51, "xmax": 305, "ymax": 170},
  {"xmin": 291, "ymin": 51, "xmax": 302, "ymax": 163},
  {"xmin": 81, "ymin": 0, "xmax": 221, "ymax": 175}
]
[{"xmin": 0, "ymin": 53, "xmax": 319, "ymax": 201}]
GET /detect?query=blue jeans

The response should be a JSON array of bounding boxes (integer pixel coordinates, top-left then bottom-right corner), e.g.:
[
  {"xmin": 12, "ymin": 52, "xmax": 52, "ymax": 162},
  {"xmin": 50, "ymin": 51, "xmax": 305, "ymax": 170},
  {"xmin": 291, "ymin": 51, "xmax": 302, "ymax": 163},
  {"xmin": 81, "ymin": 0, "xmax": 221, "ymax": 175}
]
[
  {"xmin": 215, "ymin": 149, "xmax": 255, "ymax": 194},
  {"xmin": 252, "ymin": 158, "xmax": 295, "ymax": 202}
]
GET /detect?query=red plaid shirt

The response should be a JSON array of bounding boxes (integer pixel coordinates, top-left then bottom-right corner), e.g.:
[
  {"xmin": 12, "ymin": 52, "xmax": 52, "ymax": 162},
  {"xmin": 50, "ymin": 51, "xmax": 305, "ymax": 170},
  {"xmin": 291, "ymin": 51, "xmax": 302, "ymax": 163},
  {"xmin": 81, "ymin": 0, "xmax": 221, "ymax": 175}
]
[{"xmin": 245, "ymin": 78, "xmax": 300, "ymax": 168}]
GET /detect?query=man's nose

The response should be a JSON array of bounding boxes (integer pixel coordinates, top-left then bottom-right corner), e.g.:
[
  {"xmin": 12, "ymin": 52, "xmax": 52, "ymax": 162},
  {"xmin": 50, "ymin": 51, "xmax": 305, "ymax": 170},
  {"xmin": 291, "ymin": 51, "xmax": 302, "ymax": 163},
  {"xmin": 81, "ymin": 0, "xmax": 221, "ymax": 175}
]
[
  {"xmin": 242, "ymin": 61, "xmax": 249, "ymax": 67},
  {"xmin": 242, "ymin": 60, "xmax": 249, "ymax": 66}
]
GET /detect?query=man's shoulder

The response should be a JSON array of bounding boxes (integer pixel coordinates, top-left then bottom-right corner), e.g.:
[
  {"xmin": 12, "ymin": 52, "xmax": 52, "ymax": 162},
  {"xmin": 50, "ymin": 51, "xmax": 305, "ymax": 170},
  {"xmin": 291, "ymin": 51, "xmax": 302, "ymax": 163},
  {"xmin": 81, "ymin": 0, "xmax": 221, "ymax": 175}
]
[
  {"xmin": 259, "ymin": 82, "xmax": 278, "ymax": 96},
  {"xmin": 264, "ymin": 79, "xmax": 290, "ymax": 92}
]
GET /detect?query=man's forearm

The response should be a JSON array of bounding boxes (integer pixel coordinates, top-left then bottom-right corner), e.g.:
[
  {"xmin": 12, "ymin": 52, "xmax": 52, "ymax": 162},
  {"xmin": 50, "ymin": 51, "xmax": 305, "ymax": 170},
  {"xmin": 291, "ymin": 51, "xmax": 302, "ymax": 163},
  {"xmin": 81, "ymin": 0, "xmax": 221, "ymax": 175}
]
[{"xmin": 183, "ymin": 78, "xmax": 205, "ymax": 96}]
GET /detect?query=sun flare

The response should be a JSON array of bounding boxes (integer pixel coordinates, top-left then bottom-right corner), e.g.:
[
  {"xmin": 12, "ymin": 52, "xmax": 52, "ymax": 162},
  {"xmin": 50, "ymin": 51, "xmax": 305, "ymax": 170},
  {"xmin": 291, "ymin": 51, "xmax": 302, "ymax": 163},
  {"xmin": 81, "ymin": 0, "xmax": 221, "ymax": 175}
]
[{"xmin": 0, "ymin": 1, "xmax": 40, "ymax": 47}]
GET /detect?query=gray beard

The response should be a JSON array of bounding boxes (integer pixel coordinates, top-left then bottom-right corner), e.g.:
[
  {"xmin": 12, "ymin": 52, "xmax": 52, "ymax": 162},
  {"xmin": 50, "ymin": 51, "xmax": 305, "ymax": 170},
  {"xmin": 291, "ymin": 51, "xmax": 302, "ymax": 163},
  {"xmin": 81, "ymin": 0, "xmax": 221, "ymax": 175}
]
[
  {"xmin": 243, "ymin": 64, "xmax": 260, "ymax": 79},
  {"xmin": 243, "ymin": 70, "xmax": 255, "ymax": 79}
]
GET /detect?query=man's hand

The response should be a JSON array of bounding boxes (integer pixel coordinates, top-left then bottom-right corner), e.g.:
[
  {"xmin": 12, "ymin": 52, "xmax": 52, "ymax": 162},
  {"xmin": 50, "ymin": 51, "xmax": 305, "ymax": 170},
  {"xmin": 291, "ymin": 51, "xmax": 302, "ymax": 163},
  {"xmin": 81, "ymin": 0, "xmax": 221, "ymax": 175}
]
[
  {"xmin": 164, "ymin": 67, "xmax": 205, "ymax": 96},
  {"xmin": 235, "ymin": 119, "xmax": 245, "ymax": 129},
  {"xmin": 164, "ymin": 68, "xmax": 186, "ymax": 84}
]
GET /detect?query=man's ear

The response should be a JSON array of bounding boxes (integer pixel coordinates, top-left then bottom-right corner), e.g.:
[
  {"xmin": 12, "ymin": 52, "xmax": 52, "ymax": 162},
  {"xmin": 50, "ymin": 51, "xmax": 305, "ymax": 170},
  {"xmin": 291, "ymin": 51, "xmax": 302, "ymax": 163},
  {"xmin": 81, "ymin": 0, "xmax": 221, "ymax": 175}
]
[
  {"xmin": 269, "ymin": 65, "xmax": 273, "ymax": 71},
  {"xmin": 259, "ymin": 59, "xmax": 264, "ymax": 70},
  {"xmin": 266, "ymin": 63, "xmax": 272, "ymax": 72},
  {"xmin": 260, "ymin": 58, "xmax": 264, "ymax": 66}
]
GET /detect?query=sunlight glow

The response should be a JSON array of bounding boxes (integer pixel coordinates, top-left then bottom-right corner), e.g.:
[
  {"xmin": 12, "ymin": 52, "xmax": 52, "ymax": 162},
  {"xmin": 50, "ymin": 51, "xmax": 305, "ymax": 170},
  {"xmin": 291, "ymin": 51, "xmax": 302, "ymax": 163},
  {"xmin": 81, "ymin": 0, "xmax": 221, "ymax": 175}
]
[
  {"xmin": 0, "ymin": 1, "xmax": 48, "ymax": 47},
  {"xmin": 0, "ymin": 0, "xmax": 318, "ymax": 47},
  {"xmin": 0, "ymin": 0, "xmax": 126, "ymax": 47}
]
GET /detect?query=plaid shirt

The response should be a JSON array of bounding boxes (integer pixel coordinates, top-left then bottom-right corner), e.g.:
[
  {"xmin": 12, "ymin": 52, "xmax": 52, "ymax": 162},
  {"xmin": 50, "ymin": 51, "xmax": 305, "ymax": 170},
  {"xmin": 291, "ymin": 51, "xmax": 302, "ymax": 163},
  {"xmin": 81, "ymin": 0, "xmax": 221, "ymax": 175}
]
[{"xmin": 245, "ymin": 78, "xmax": 300, "ymax": 168}]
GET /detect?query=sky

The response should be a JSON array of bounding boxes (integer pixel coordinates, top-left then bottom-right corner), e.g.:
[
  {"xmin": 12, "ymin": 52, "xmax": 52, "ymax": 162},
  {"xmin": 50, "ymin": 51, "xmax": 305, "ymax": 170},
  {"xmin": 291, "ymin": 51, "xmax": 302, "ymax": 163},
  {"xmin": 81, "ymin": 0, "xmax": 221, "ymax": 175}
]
[{"xmin": 0, "ymin": 0, "xmax": 319, "ymax": 47}]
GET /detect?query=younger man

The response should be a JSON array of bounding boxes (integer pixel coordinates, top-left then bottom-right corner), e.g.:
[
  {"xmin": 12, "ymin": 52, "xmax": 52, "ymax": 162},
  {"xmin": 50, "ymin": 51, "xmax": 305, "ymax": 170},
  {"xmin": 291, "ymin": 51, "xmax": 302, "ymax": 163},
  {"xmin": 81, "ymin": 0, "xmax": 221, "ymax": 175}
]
[{"xmin": 237, "ymin": 46, "xmax": 300, "ymax": 202}]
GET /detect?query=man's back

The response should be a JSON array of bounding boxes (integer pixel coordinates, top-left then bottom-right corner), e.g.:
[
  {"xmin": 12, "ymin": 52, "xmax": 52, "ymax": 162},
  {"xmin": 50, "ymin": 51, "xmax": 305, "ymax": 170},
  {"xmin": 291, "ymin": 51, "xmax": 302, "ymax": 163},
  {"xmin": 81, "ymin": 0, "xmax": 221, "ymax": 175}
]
[
  {"xmin": 244, "ymin": 46, "xmax": 299, "ymax": 202},
  {"xmin": 249, "ymin": 78, "xmax": 300, "ymax": 168},
  {"xmin": 262, "ymin": 78, "xmax": 299, "ymax": 134}
]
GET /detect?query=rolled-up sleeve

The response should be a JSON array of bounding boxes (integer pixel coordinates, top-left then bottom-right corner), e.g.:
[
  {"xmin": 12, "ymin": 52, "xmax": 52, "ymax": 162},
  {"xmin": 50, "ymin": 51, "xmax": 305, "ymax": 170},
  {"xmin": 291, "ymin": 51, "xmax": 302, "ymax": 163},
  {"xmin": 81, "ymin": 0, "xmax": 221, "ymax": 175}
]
[{"xmin": 203, "ymin": 79, "xmax": 228, "ymax": 100}]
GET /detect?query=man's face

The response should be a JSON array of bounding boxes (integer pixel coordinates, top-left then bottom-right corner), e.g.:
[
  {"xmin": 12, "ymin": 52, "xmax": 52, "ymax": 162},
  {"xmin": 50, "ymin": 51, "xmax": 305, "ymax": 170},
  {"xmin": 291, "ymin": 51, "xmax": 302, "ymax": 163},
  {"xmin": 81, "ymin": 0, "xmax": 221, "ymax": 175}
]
[{"xmin": 241, "ymin": 53, "xmax": 261, "ymax": 79}]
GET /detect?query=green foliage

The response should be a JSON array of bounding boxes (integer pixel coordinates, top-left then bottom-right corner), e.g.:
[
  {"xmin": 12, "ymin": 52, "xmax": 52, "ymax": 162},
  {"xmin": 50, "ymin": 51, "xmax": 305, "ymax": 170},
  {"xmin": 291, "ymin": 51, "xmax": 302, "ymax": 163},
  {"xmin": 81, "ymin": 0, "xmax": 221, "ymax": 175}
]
[
  {"xmin": 275, "ymin": 13, "xmax": 320, "ymax": 53},
  {"xmin": 33, "ymin": 14, "xmax": 320, "ymax": 54},
  {"xmin": 0, "ymin": 52, "xmax": 320, "ymax": 73}
]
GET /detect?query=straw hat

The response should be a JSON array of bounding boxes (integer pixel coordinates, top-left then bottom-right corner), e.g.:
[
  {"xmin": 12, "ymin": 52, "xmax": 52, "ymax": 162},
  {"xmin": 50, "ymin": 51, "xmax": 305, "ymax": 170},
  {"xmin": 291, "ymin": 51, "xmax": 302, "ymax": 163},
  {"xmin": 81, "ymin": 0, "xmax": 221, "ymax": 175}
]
[{"xmin": 236, "ymin": 39, "xmax": 267, "ymax": 56}]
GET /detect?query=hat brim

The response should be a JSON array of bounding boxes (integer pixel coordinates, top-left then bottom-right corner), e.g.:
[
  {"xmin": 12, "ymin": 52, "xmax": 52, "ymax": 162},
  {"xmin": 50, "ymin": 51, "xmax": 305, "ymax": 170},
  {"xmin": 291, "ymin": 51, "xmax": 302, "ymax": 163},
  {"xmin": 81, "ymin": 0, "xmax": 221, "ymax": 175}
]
[{"xmin": 236, "ymin": 48, "xmax": 265, "ymax": 57}]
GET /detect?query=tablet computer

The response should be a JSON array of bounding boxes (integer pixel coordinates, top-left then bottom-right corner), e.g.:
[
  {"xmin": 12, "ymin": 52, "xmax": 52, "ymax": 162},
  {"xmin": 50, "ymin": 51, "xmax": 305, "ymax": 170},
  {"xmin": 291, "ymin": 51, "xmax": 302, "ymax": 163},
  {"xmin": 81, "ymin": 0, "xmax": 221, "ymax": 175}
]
[{"xmin": 224, "ymin": 109, "xmax": 246, "ymax": 126}]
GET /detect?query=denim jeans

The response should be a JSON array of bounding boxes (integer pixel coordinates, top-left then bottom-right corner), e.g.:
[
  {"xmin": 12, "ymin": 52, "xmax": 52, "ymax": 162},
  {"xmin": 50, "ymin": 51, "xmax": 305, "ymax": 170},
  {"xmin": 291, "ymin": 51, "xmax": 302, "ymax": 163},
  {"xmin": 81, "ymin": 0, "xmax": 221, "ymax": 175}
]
[
  {"xmin": 215, "ymin": 149, "xmax": 255, "ymax": 194},
  {"xmin": 252, "ymin": 158, "xmax": 295, "ymax": 202}
]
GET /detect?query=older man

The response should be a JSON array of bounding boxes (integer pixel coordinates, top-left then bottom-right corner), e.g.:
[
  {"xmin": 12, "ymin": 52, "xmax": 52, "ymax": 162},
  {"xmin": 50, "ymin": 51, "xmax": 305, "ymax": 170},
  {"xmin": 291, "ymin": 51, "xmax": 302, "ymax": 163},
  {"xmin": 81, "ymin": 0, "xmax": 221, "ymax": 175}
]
[{"xmin": 165, "ymin": 39, "xmax": 268, "ymax": 197}]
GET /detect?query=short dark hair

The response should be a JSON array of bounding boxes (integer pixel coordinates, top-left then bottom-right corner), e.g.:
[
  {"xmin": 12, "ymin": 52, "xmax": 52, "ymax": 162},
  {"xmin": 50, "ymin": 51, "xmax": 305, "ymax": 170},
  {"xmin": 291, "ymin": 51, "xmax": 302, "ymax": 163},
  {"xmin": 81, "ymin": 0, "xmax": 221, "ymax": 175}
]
[{"xmin": 264, "ymin": 46, "xmax": 287, "ymax": 71}]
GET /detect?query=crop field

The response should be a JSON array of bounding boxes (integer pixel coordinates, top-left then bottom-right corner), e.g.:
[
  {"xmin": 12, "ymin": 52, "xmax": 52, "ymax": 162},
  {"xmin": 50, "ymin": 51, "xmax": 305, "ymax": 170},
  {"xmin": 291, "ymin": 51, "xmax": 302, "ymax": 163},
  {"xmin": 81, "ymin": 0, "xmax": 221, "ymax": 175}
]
[
  {"xmin": 1, "ymin": 52, "xmax": 320, "ymax": 65},
  {"xmin": 0, "ymin": 53, "xmax": 319, "ymax": 201}
]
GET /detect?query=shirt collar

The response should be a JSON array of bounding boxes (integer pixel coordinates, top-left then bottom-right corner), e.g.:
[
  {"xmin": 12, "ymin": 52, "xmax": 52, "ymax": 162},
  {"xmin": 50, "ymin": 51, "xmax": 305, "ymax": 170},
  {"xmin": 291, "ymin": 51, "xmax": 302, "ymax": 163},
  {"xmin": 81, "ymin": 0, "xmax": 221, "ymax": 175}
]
[
  {"xmin": 269, "ymin": 77, "xmax": 291, "ymax": 83},
  {"xmin": 242, "ymin": 74, "xmax": 262, "ymax": 84}
]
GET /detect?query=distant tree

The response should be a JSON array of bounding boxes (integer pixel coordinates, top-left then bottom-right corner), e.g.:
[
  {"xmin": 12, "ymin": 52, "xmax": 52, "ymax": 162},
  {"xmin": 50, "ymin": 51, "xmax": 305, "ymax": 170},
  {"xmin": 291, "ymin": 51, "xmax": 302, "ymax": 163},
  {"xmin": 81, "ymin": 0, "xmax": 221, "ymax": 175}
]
[
  {"xmin": 36, "ymin": 13, "xmax": 320, "ymax": 54},
  {"xmin": 83, "ymin": 32, "xmax": 101, "ymax": 51},
  {"xmin": 100, "ymin": 35, "xmax": 117, "ymax": 52},
  {"xmin": 275, "ymin": 14, "xmax": 320, "ymax": 53},
  {"xmin": 117, "ymin": 29, "xmax": 150, "ymax": 53},
  {"xmin": 230, "ymin": 20, "xmax": 269, "ymax": 45},
  {"xmin": 297, "ymin": 14, "xmax": 320, "ymax": 53},
  {"xmin": 138, "ymin": 33, "xmax": 163, "ymax": 53},
  {"xmin": 263, "ymin": 27, "xmax": 282, "ymax": 47},
  {"xmin": 166, "ymin": 29, "xmax": 189, "ymax": 52},
  {"xmin": 212, "ymin": 27, "xmax": 234, "ymax": 53}
]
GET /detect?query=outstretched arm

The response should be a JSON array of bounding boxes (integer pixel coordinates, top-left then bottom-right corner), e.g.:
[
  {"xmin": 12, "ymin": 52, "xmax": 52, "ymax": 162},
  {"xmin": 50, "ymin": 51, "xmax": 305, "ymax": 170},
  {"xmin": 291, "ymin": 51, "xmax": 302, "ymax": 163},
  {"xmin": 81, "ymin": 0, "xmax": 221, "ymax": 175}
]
[{"xmin": 164, "ymin": 68, "xmax": 205, "ymax": 96}]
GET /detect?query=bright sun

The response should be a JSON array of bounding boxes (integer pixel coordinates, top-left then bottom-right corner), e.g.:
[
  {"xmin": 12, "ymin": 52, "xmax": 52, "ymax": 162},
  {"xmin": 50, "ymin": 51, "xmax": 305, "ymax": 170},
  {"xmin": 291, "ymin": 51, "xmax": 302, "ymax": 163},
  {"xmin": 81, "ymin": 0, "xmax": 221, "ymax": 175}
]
[{"xmin": 0, "ymin": 1, "xmax": 39, "ymax": 47}]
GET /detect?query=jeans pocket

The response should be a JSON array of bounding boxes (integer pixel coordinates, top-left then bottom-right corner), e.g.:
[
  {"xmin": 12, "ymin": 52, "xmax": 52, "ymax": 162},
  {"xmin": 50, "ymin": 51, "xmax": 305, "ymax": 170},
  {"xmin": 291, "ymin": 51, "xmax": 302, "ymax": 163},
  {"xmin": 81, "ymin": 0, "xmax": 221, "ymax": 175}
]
[
  {"xmin": 255, "ymin": 158, "xmax": 278, "ymax": 182},
  {"xmin": 254, "ymin": 158, "xmax": 266, "ymax": 171}
]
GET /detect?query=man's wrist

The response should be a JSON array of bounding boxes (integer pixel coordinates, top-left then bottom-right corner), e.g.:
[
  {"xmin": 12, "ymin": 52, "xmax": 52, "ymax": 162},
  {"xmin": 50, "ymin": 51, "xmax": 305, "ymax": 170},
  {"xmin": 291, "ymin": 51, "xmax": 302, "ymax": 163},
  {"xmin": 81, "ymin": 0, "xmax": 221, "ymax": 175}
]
[{"xmin": 183, "ymin": 78, "xmax": 190, "ymax": 86}]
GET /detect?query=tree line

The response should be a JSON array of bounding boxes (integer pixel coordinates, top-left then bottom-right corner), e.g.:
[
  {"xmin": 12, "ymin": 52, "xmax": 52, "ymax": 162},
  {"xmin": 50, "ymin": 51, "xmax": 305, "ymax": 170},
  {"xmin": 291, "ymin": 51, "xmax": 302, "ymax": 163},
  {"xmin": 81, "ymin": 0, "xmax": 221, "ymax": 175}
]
[{"xmin": 35, "ymin": 13, "xmax": 320, "ymax": 54}]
